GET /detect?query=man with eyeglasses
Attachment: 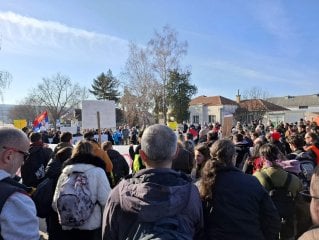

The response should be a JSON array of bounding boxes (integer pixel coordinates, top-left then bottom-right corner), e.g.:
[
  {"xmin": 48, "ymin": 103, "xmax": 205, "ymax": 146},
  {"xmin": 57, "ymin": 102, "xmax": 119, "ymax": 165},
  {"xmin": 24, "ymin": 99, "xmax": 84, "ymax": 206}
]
[
  {"xmin": 299, "ymin": 166, "xmax": 319, "ymax": 239},
  {"xmin": 0, "ymin": 127, "xmax": 39, "ymax": 240}
]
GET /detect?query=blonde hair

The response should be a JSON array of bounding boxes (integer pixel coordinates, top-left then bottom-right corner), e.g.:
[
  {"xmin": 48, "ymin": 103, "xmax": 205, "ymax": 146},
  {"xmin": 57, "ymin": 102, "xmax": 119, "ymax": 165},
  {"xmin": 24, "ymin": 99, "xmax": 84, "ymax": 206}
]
[{"xmin": 71, "ymin": 140, "xmax": 93, "ymax": 157}]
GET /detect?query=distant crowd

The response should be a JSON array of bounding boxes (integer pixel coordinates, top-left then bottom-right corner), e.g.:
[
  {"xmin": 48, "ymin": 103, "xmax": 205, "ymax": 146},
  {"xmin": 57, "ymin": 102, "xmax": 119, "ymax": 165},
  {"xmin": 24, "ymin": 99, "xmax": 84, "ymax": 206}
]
[{"xmin": 1, "ymin": 118, "xmax": 319, "ymax": 240}]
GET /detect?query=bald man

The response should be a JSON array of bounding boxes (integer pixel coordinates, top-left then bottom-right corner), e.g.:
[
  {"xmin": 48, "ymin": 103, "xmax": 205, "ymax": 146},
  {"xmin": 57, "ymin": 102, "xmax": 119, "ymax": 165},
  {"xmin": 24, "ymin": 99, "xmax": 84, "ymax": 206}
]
[{"xmin": 0, "ymin": 127, "xmax": 39, "ymax": 240}]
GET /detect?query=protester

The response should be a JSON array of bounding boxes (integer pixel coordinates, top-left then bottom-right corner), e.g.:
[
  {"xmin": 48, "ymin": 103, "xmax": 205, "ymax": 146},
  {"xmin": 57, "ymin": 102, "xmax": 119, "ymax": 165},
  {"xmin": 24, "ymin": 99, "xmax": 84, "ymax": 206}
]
[
  {"xmin": 197, "ymin": 139, "xmax": 280, "ymax": 239},
  {"xmin": 45, "ymin": 146, "xmax": 73, "ymax": 240},
  {"xmin": 304, "ymin": 132, "xmax": 319, "ymax": 165},
  {"xmin": 122, "ymin": 125, "xmax": 130, "ymax": 145},
  {"xmin": 254, "ymin": 143, "xmax": 303, "ymax": 239},
  {"xmin": 191, "ymin": 142, "xmax": 210, "ymax": 181},
  {"xmin": 102, "ymin": 124, "xmax": 204, "ymax": 239},
  {"xmin": 53, "ymin": 131, "xmax": 73, "ymax": 154},
  {"xmin": 21, "ymin": 131, "xmax": 53, "ymax": 188},
  {"xmin": 52, "ymin": 140, "xmax": 111, "ymax": 240},
  {"xmin": 102, "ymin": 141, "xmax": 129, "ymax": 187},
  {"xmin": 0, "ymin": 127, "xmax": 39, "ymax": 239},
  {"xmin": 84, "ymin": 131, "xmax": 113, "ymax": 173},
  {"xmin": 172, "ymin": 141, "xmax": 194, "ymax": 175}
]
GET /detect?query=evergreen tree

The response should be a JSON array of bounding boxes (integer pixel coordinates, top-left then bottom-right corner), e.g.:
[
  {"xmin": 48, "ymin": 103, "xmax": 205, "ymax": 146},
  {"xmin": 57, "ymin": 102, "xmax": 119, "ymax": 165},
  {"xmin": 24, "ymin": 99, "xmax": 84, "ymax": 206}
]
[
  {"xmin": 167, "ymin": 69, "xmax": 197, "ymax": 123},
  {"xmin": 90, "ymin": 69, "xmax": 120, "ymax": 102}
]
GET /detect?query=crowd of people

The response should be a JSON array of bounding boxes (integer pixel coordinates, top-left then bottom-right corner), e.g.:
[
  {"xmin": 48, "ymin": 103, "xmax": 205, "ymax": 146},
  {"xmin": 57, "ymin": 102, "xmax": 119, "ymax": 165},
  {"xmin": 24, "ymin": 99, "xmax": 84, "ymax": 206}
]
[{"xmin": 1, "ymin": 118, "xmax": 319, "ymax": 239}]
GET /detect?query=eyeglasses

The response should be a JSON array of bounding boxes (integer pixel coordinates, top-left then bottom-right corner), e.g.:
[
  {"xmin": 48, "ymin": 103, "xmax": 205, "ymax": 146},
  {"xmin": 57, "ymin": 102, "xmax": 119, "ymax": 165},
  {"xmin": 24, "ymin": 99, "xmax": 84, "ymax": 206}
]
[
  {"xmin": 299, "ymin": 190, "xmax": 319, "ymax": 203},
  {"xmin": 2, "ymin": 146, "xmax": 30, "ymax": 160}
]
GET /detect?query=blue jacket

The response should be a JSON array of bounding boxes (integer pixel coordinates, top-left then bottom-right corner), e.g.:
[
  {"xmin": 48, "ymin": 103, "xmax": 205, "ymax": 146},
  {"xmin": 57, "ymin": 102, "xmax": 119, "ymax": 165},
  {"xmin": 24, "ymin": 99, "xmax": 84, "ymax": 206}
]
[{"xmin": 201, "ymin": 166, "xmax": 280, "ymax": 240}]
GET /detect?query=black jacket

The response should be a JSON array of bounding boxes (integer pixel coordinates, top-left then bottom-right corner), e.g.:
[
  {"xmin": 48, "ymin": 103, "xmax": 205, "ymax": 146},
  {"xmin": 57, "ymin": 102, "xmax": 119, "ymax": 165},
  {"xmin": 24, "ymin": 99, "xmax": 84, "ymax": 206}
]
[
  {"xmin": 21, "ymin": 143, "xmax": 53, "ymax": 187},
  {"xmin": 202, "ymin": 167, "xmax": 280, "ymax": 240},
  {"xmin": 107, "ymin": 149, "xmax": 129, "ymax": 185}
]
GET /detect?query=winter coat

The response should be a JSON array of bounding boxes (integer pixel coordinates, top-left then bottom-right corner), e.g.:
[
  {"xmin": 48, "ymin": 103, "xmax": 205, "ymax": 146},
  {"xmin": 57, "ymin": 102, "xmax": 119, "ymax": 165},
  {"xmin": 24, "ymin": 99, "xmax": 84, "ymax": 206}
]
[
  {"xmin": 102, "ymin": 168, "xmax": 204, "ymax": 240},
  {"xmin": 0, "ymin": 170, "xmax": 39, "ymax": 240},
  {"xmin": 200, "ymin": 166, "xmax": 280, "ymax": 240},
  {"xmin": 254, "ymin": 165, "xmax": 303, "ymax": 197},
  {"xmin": 106, "ymin": 149, "xmax": 129, "ymax": 185},
  {"xmin": 53, "ymin": 142, "xmax": 73, "ymax": 154},
  {"xmin": 52, "ymin": 154, "xmax": 111, "ymax": 230},
  {"xmin": 21, "ymin": 143, "xmax": 53, "ymax": 187}
]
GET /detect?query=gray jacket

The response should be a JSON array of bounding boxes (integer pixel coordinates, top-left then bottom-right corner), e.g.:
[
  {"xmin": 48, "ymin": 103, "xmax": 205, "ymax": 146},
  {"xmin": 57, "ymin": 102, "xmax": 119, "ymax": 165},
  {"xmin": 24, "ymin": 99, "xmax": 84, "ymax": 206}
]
[
  {"xmin": 102, "ymin": 168, "xmax": 203, "ymax": 240},
  {"xmin": 0, "ymin": 170, "xmax": 39, "ymax": 240}
]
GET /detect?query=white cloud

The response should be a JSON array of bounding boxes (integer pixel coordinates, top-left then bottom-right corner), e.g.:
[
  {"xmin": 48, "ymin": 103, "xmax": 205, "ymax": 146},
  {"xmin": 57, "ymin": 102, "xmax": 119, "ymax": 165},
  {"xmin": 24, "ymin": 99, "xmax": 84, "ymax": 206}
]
[{"xmin": 0, "ymin": 11, "xmax": 128, "ymax": 59}]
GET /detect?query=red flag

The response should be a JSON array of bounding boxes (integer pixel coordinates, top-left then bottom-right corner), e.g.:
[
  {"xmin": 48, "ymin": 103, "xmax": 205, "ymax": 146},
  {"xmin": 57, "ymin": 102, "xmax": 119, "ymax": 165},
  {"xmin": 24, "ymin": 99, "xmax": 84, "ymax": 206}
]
[{"xmin": 33, "ymin": 111, "xmax": 48, "ymax": 128}]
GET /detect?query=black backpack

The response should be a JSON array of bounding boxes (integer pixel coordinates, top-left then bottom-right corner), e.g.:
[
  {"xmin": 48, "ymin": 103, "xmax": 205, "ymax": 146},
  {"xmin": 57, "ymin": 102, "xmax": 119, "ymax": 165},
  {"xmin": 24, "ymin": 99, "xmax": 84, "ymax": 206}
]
[
  {"xmin": 21, "ymin": 147, "xmax": 52, "ymax": 187},
  {"xmin": 123, "ymin": 217, "xmax": 189, "ymax": 240},
  {"xmin": 261, "ymin": 172, "xmax": 295, "ymax": 218}
]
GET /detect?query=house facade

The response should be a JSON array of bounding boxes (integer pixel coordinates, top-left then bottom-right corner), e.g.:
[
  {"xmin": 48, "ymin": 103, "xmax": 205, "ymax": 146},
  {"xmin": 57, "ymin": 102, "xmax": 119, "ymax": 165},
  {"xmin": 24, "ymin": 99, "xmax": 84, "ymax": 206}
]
[
  {"xmin": 189, "ymin": 95, "xmax": 238, "ymax": 125},
  {"xmin": 236, "ymin": 99, "xmax": 289, "ymax": 126},
  {"xmin": 267, "ymin": 94, "xmax": 319, "ymax": 123},
  {"xmin": 189, "ymin": 95, "xmax": 290, "ymax": 127}
]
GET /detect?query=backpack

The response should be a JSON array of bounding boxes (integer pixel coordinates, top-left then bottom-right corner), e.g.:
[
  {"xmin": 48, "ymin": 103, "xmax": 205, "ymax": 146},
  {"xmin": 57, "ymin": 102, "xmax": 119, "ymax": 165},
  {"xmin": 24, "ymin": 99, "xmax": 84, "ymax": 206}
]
[
  {"xmin": 290, "ymin": 152, "xmax": 315, "ymax": 188},
  {"xmin": 261, "ymin": 172, "xmax": 296, "ymax": 238},
  {"xmin": 261, "ymin": 172, "xmax": 295, "ymax": 219},
  {"xmin": 21, "ymin": 147, "xmax": 51, "ymax": 187},
  {"xmin": 56, "ymin": 171, "xmax": 95, "ymax": 227},
  {"xmin": 299, "ymin": 161, "xmax": 314, "ymax": 182},
  {"xmin": 31, "ymin": 177, "xmax": 55, "ymax": 218},
  {"xmin": 124, "ymin": 217, "xmax": 189, "ymax": 240}
]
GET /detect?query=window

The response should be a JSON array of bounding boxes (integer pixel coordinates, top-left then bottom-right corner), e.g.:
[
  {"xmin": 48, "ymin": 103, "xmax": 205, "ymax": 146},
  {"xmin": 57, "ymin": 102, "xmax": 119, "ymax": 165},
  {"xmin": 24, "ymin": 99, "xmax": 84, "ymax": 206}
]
[
  {"xmin": 193, "ymin": 115, "xmax": 199, "ymax": 123},
  {"xmin": 299, "ymin": 106, "xmax": 308, "ymax": 109},
  {"xmin": 208, "ymin": 115, "xmax": 216, "ymax": 123}
]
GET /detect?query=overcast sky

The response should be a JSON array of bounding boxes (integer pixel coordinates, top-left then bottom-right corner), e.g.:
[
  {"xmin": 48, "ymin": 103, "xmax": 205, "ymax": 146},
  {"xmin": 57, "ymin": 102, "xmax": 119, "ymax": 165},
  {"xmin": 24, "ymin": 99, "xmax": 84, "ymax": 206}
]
[{"xmin": 0, "ymin": 0, "xmax": 319, "ymax": 104}]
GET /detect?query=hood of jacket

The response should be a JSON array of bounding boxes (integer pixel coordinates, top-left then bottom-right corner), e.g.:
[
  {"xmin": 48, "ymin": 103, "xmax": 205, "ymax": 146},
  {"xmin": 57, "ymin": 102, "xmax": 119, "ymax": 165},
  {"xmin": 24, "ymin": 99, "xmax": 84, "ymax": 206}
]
[
  {"xmin": 62, "ymin": 153, "xmax": 106, "ymax": 173},
  {"xmin": 54, "ymin": 142, "xmax": 73, "ymax": 153},
  {"xmin": 29, "ymin": 142, "xmax": 45, "ymax": 154},
  {"xmin": 118, "ymin": 168, "xmax": 192, "ymax": 222}
]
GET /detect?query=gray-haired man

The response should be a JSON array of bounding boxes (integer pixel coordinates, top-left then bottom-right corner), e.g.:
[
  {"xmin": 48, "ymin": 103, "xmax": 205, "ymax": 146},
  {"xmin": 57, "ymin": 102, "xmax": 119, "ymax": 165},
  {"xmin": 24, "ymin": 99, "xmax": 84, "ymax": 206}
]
[
  {"xmin": 0, "ymin": 127, "xmax": 39, "ymax": 240},
  {"xmin": 102, "ymin": 124, "xmax": 203, "ymax": 240}
]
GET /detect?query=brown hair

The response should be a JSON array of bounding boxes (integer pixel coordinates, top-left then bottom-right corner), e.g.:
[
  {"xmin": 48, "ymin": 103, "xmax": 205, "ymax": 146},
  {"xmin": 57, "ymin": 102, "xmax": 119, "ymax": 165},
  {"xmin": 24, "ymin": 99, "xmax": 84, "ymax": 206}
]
[{"xmin": 198, "ymin": 139, "xmax": 235, "ymax": 201}]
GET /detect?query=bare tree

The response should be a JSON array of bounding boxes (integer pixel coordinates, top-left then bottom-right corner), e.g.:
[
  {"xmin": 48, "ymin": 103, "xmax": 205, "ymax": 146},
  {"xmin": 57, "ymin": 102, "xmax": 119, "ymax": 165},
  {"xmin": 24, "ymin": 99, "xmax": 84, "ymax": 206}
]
[
  {"xmin": 8, "ymin": 98, "xmax": 39, "ymax": 125},
  {"xmin": 122, "ymin": 42, "xmax": 157, "ymax": 126},
  {"xmin": 27, "ymin": 73, "xmax": 89, "ymax": 129},
  {"xmin": 242, "ymin": 86, "xmax": 269, "ymax": 100},
  {"xmin": 120, "ymin": 87, "xmax": 140, "ymax": 127},
  {"xmin": 234, "ymin": 87, "xmax": 270, "ymax": 124},
  {"xmin": 148, "ymin": 25, "xmax": 188, "ymax": 124}
]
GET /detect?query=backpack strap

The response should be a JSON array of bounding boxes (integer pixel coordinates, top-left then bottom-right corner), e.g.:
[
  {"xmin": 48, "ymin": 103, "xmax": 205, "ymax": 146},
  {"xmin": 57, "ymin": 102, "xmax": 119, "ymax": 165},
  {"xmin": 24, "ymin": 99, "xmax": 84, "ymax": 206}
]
[
  {"xmin": 283, "ymin": 173, "xmax": 292, "ymax": 189},
  {"xmin": 260, "ymin": 171, "xmax": 275, "ymax": 189},
  {"xmin": 0, "ymin": 177, "xmax": 28, "ymax": 213}
]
